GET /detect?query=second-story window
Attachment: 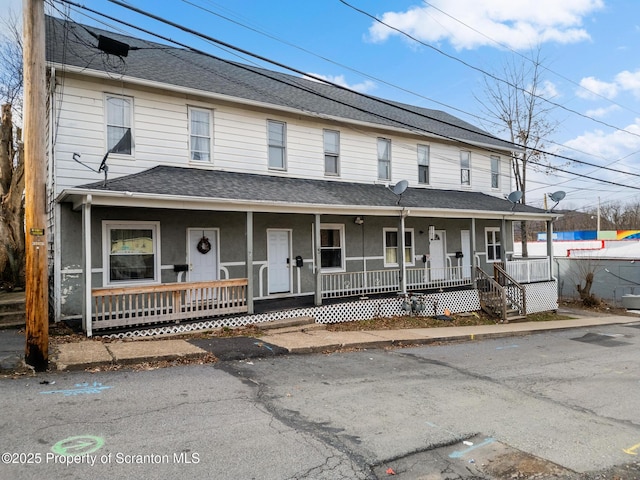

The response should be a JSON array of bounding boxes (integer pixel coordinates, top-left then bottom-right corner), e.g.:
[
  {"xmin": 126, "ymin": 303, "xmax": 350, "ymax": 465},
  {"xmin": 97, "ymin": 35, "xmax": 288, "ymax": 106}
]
[
  {"xmin": 268, "ymin": 120, "xmax": 286, "ymax": 170},
  {"xmin": 491, "ymin": 155, "xmax": 500, "ymax": 189},
  {"xmin": 324, "ymin": 129, "xmax": 340, "ymax": 175},
  {"xmin": 417, "ymin": 144, "xmax": 430, "ymax": 184},
  {"xmin": 189, "ymin": 107, "xmax": 212, "ymax": 162},
  {"xmin": 378, "ymin": 137, "xmax": 391, "ymax": 181},
  {"xmin": 460, "ymin": 150, "xmax": 470, "ymax": 186},
  {"xmin": 106, "ymin": 94, "xmax": 133, "ymax": 155}
]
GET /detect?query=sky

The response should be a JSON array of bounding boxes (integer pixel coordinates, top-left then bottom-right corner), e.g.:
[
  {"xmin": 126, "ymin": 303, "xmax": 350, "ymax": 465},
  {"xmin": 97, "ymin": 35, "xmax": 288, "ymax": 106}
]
[{"xmin": 4, "ymin": 0, "xmax": 640, "ymax": 214}]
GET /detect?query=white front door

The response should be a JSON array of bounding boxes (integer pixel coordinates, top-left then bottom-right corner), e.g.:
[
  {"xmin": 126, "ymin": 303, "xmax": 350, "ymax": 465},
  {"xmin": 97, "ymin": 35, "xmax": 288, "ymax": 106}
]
[
  {"xmin": 188, "ymin": 229, "xmax": 219, "ymax": 282},
  {"xmin": 429, "ymin": 230, "xmax": 447, "ymax": 280},
  {"xmin": 461, "ymin": 230, "xmax": 471, "ymax": 279},
  {"xmin": 268, "ymin": 229, "xmax": 291, "ymax": 294}
]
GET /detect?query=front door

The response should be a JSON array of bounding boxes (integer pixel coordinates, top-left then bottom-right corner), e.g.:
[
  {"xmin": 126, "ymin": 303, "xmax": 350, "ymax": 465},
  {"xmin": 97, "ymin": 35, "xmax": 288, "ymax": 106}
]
[
  {"xmin": 461, "ymin": 230, "xmax": 471, "ymax": 279},
  {"xmin": 429, "ymin": 230, "xmax": 447, "ymax": 280},
  {"xmin": 268, "ymin": 229, "xmax": 291, "ymax": 294},
  {"xmin": 188, "ymin": 228, "xmax": 219, "ymax": 282}
]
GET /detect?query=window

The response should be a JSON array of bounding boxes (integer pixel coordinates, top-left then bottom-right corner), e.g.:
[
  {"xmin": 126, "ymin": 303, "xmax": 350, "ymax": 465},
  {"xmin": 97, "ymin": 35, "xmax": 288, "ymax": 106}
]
[
  {"xmin": 491, "ymin": 155, "xmax": 500, "ymax": 189},
  {"xmin": 104, "ymin": 222, "xmax": 160, "ymax": 284},
  {"xmin": 189, "ymin": 107, "xmax": 212, "ymax": 161},
  {"xmin": 268, "ymin": 120, "xmax": 286, "ymax": 169},
  {"xmin": 320, "ymin": 224, "xmax": 344, "ymax": 270},
  {"xmin": 460, "ymin": 150, "xmax": 470, "ymax": 185},
  {"xmin": 418, "ymin": 144, "xmax": 430, "ymax": 184},
  {"xmin": 106, "ymin": 95, "xmax": 133, "ymax": 155},
  {"xmin": 486, "ymin": 227, "xmax": 501, "ymax": 262},
  {"xmin": 378, "ymin": 138, "xmax": 391, "ymax": 180},
  {"xmin": 324, "ymin": 129, "xmax": 340, "ymax": 175},
  {"xmin": 383, "ymin": 228, "xmax": 414, "ymax": 266}
]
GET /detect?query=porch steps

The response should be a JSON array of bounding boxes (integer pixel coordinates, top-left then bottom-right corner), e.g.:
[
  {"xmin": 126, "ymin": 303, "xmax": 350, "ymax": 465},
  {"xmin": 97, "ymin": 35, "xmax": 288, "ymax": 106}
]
[
  {"xmin": 257, "ymin": 316, "xmax": 325, "ymax": 335},
  {"xmin": 0, "ymin": 291, "xmax": 26, "ymax": 329}
]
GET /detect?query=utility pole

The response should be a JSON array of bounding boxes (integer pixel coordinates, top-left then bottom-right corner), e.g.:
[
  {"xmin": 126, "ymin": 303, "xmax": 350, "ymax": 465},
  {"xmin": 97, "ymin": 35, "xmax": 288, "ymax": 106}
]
[{"xmin": 23, "ymin": 0, "xmax": 49, "ymax": 371}]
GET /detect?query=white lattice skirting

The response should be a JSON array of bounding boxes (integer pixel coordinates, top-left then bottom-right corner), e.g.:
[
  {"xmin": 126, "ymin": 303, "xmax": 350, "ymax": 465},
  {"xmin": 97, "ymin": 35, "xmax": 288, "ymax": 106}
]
[{"xmin": 100, "ymin": 281, "xmax": 558, "ymax": 339}]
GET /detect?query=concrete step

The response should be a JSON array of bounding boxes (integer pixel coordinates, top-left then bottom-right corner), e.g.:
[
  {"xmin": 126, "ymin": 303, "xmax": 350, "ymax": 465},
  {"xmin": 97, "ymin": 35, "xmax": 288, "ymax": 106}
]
[
  {"xmin": 0, "ymin": 310, "xmax": 26, "ymax": 329},
  {"xmin": 262, "ymin": 323, "xmax": 327, "ymax": 335},
  {"xmin": 257, "ymin": 316, "xmax": 321, "ymax": 334}
]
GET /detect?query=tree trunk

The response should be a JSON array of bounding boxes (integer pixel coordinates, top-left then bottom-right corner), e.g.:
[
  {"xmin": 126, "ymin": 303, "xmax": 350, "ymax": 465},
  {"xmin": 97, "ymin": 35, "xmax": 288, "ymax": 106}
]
[{"xmin": 0, "ymin": 104, "xmax": 25, "ymax": 289}]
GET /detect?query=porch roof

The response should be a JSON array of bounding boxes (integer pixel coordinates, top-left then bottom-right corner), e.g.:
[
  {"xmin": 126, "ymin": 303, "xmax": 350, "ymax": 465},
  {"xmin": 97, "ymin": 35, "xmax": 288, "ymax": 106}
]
[{"xmin": 60, "ymin": 166, "xmax": 556, "ymax": 220}]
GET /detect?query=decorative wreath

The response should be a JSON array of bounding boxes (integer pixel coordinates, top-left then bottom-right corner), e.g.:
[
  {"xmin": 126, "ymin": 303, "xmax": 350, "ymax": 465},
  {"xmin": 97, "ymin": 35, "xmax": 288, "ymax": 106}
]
[{"xmin": 197, "ymin": 236, "xmax": 211, "ymax": 254}]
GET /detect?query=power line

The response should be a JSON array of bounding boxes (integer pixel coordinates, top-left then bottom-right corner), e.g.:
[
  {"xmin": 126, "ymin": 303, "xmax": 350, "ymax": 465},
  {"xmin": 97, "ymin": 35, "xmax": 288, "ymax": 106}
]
[{"xmin": 338, "ymin": 0, "xmax": 640, "ymax": 144}]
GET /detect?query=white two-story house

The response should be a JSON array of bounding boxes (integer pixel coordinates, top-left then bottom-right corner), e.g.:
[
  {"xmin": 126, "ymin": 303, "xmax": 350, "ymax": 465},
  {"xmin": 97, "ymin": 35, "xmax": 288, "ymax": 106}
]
[{"xmin": 45, "ymin": 16, "xmax": 558, "ymax": 336}]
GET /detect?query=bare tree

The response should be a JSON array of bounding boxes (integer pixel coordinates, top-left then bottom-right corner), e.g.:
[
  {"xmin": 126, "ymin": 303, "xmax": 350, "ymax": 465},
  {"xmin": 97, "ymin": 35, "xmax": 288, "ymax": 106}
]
[
  {"xmin": 476, "ymin": 49, "xmax": 558, "ymax": 256},
  {"xmin": 0, "ymin": 10, "xmax": 23, "ymax": 120},
  {"xmin": 0, "ymin": 10, "xmax": 25, "ymax": 290},
  {"xmin": 0, "ymin": 104, "xmax": 24, "ymax": 290},
  {"xmin": 570, "ymin": 256, "xmax": 602, "ymax": 306}
]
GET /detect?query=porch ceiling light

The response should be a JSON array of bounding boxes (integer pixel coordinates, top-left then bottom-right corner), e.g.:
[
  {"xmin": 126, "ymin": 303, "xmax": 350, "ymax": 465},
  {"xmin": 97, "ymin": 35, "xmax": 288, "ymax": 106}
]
[{"xmin": 354, "ymin": 216, "xmax": 364, "ymax": 225}]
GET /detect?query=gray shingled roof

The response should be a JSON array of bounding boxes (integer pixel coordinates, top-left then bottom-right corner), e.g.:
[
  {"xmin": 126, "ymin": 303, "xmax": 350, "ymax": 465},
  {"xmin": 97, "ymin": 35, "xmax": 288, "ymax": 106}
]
[
  {"xmin": 46, "ymin": 16, "xmax": 514, "ymax": 151},
  {"xmin": 79, "ymin": 166, "xmax": 545, "ymax": 215}
]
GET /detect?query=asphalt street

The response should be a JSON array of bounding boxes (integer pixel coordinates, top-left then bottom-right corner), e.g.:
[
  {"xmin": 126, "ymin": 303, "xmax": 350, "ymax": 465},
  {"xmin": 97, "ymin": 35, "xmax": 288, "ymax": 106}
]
[{"xmin": 1, "ymin": 324, "xmax": 639, "ymax": 479}]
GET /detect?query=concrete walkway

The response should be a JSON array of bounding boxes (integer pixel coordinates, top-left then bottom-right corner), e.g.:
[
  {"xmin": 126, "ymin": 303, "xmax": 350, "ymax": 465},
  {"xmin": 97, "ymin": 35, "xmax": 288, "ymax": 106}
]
[
  {"xmin": 52, "ymin": 313, "xmax": 640, "ymax": 371},
  {"xmin": 2, "ymin": 312, "xmax": 639, "ymax": 373}
]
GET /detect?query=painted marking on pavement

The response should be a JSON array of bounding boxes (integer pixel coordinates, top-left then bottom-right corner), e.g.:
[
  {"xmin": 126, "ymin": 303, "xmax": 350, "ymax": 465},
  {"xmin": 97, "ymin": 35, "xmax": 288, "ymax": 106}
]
[
  {"xmin": 623, "ymin": 443, "xmax": 640, "ymax": 455},
  {"xmin": 254, "ymin": 342, "xmax": 274, "ymax": 353},
  {"xmin": 496, "ymin": 344, "xmax": 519, "ymax": 350},
  {"xmin": 449, "ymin": 437, "xmax": 495, "ymax": 459},
  {"xmin": 51, "ymin": 436, "xmax": 104, "ymax": 456},
  {"xmin": 41, "ymin": 382, "xmax": 112, "ymax": 396}
]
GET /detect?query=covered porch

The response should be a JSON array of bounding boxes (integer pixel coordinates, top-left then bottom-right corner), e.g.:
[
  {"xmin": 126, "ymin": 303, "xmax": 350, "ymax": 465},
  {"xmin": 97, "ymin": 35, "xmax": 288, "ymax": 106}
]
[{"xmin": 55, "ymin": 167, "xmax": 559, "ymax": 336}]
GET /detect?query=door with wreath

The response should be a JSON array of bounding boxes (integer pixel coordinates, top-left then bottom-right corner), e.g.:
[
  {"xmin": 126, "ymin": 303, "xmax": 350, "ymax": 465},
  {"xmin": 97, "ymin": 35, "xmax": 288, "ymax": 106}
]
[{"xmin": 187, "ymin": 228, "xmax": 219, "ymax": 283}]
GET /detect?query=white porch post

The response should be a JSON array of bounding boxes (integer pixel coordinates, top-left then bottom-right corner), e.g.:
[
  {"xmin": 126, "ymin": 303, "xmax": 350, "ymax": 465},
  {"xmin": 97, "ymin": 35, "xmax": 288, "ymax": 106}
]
[
  {"xmin": 82, "ymin": 195, "xmax": 92, "ymax": 337},
  {"xmin": 501, "ymin": 216, "xmax": 507, "ymax": 262},
  {"xmin": 547, "ymin": 219, "xmax": 554, "ymax": 280},
  {"xmin": 314, "ymin": 214, "xmax": 322, "ymax": 306},
  {"xmin": 398, "ymin": 211, "xmax": 407, "ymax": 294},
  {"xmin": 246, "ymin": 211, "xmax": 254, "ymax": 314},
  {"xmin": 471, "ymin": 217, "xmax": 477, "ymax": 287}
]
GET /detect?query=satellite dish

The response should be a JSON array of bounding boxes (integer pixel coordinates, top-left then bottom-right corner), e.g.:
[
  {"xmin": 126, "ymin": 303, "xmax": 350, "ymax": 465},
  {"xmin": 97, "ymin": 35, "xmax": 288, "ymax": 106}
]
[
  {"xmin": 548, "ymin": 190, "xmax": 566, "ymax": 212},
  {"xmin": 507, "ymin": 191, "xmax": 523, "ymax": 204},
  {"xmin": 392, "ymin": 180, "xmax": 408, "ymax": 196}
]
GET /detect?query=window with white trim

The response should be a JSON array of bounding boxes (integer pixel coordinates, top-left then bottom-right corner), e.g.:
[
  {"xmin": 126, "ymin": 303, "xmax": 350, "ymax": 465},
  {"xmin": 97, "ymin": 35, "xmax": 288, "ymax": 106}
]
[
  {"xmin": 106, "ymin": 94, "xmax": 133, "ymax": 155},
  {"xmin": 418, "ymin": 144, "xmax": 429, "ymax": 184},
  {"xmin": 486, "ymin": 227, "xmax": 501, "ymax": 262},
  {"xmin": 383, "ymin": 228, "xmax": 414, "ymax": 266},
  {"xmin": 189, "ymin": 107, "xmax": 212, "ymax": 161},
  {"xmin": 460, "ymin": 150, "xmax": 470, "ymax": 186},
  {"xmin": 378, "ymin": 137, "xmax": 391, "ymax": 180},
  {"xmin": 324, "ymin": 129, "xmax": 340, "ymax": 175},
  {"xmin": 268, "ymin": 120, "xmax": 286, "ymax": 170},
  {"xmin": 490, "ymin": 155, "xmax": 500, "ymax": 189},
  {"xmin": 104, "ymin": 221, "xmax": 160, "ymax": 284},
  {"xmin": 320, "ymin": 224, "xmax": 344, "ymax": 270}
]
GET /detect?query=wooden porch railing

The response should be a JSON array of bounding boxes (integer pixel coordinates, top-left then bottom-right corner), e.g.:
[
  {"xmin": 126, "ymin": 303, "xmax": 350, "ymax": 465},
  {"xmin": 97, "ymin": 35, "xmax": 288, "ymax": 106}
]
[
  {"xmin": 92, "ymin": 279, "xmax": 248, "ymax": 330},
  {"xmin": 406, "ymin": 266, "xmax": 472, "ymax": 290},
  {"xmin": 505, "ymin": 257, "xmax": 551, "ymax": 283},
  {"xmin": 321, "ymin": 269, "xmax": 398, "ymax": 299},
  {"xmin": 321, "ymin": 266, "xmax": 473, "ymax": 299}
]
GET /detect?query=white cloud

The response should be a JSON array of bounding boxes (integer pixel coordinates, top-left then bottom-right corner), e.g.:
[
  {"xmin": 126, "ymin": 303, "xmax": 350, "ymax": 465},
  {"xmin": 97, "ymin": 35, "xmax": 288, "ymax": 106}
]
[
  {"xmin": 576, "ymin": 76, "xmax": 619, "ymax": 100},
  {"xmin": 563, "ymin": 118, "xmax": 640, "ymax": 160},
  {"xmin": 584, "ymin": 104, "xmax": 621, "ymax": 118},
  {"xmin": 304, "ymin": 73, "xmax": 377, "ymax": 93},
  {"xmin": 577, "ymin": 69, "xmax": 640, "ymax": 101},
  {"xmin": 615, "ymin": 70, "xmax": 640, "ymax": 98},
  {"xmin": 367, "ymin": 0, "xmax": 603, "ymax": 50}
]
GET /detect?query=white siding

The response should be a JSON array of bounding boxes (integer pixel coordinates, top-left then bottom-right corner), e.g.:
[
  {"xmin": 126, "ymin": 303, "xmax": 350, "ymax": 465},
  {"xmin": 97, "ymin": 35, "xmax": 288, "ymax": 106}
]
[{"xmin": 51, "ymin": 74, "xmax": 512, "ymax": 197}]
